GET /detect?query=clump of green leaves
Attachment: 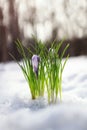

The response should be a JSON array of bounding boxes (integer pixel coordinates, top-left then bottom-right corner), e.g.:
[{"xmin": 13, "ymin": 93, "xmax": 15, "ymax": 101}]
[
  {"xmin": 45, "ymin": 40, "xmax": 69, "ymax": 103},
  {"xmin": 11, "ymin": 37, "xmax": 69, "ymax": 104}
]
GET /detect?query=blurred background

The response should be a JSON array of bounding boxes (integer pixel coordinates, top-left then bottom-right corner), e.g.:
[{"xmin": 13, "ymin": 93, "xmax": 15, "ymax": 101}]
[{"xmin": 0, "ymin": 0, "xmax": 87, "ymax": 62}]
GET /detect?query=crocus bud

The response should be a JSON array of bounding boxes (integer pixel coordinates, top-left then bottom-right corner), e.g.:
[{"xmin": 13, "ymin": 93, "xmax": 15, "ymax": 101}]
[{"xmin": 31, "ymin": 55, "xmax": 40, "ymax": 77}]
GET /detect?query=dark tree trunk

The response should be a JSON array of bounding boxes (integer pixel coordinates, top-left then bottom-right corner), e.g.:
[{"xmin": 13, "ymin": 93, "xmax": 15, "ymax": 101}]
[{"xmin": 0, "ymin": 7, "xmax": 8, "ymax": 62}]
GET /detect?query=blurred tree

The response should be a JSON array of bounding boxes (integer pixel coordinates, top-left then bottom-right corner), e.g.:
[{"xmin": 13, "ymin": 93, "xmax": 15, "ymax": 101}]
[
  {"xmin": 0, "ymin": 7, "xmax": 8, "ymax": 62},
  {"xmin": 51, "ymin": 12, "xmax": 58, "ymax": 41},
  {"xmin": 8, "ymin": 0, "xmax": 21, "ymax": 60}
]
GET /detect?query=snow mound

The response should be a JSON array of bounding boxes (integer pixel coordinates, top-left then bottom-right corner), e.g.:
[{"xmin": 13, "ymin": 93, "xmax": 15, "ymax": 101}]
[{"xmin": 0, "ymin": 56, "xmax": 87, "ymax": 130}]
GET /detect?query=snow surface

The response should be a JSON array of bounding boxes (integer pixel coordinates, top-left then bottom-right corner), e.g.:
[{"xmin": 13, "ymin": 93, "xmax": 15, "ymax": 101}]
[{"xmin": 0, "ymin": 56, "xmax": 87, "ymax": 130}]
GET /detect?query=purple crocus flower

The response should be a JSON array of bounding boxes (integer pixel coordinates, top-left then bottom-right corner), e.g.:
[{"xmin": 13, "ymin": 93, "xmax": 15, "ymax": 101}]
[{"xmin": 31, "ymin": 55, "xmax": 40, "ymax": 77}]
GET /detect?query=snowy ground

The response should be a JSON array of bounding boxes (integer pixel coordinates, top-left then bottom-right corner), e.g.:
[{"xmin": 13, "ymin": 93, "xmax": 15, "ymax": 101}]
[{"xmin": 0, "ymin": 56, "xmax": 87, "ymax": 130}]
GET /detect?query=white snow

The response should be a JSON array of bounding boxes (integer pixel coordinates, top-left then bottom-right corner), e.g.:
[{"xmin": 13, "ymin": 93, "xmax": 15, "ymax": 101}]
[{"xmin": 0, "ymin": 56, "xmax": 87, "ymax": 130}]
